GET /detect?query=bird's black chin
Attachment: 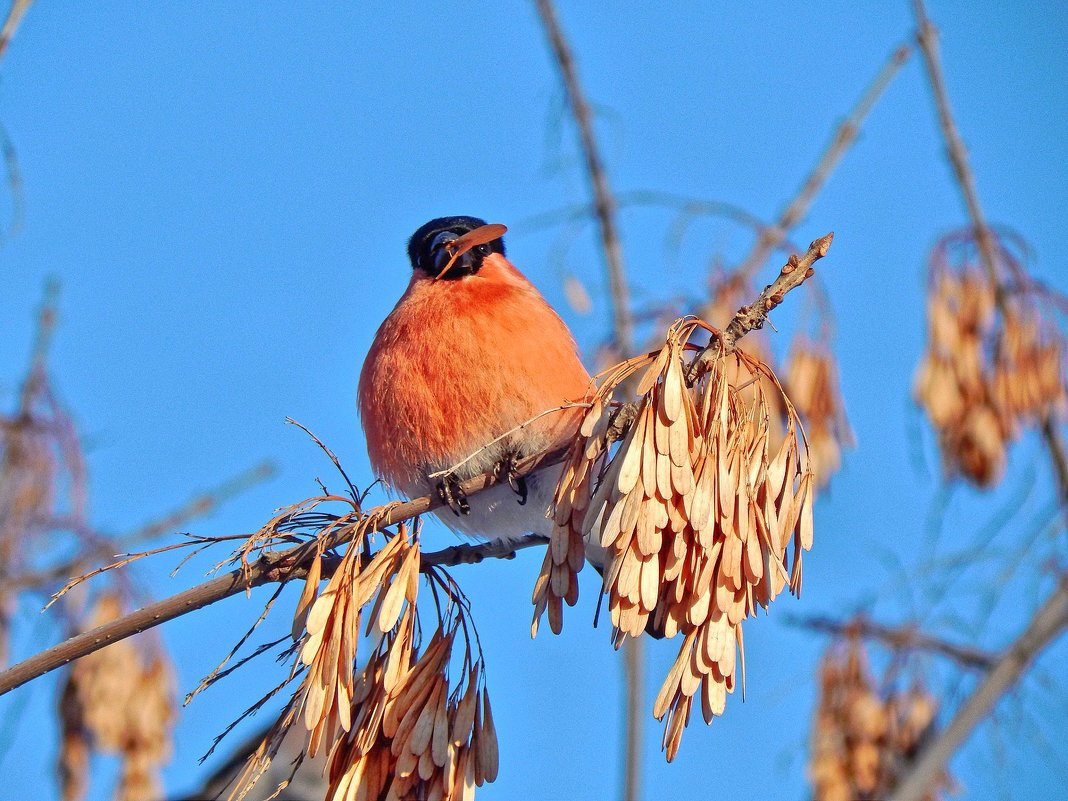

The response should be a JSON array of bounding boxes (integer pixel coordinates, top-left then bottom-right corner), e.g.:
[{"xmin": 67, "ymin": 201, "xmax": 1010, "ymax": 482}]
[{"xmin": 431, "ymin": 250, "xmax": 482, "ymax": 280}]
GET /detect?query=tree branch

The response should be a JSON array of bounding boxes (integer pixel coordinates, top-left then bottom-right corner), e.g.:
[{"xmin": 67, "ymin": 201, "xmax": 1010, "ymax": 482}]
[
  {"xmin": 533, "ymin": 6, "xmax": 644, "ymax": 800},
  {"xmin": 788, "ymin": 614, "xmax": 997, "ymax": 672},
  {"xmin": 0, "ymin": 524, "xmax": 550, "ymax": 698},
  {"xmin": 911, "ymin": 0, "xmax": 1000, "ymax": 288},
  {"xmin": 733, "ymin": 43, "xmax": 909, "ymax": 281},
  {"xmin": 0, "ymin": 241, "xmax": 835, "ymax": 698},
  {"xmin": 687, "ymin": 232, "xmax": 835, "ymax": 383},
  {"xmin": 888, "ymin": 577, "xmax": 1068, "ymax": 801},
  {"xmin": 535, "ymin": 0, "xmax": 633, "ymax": 357}
]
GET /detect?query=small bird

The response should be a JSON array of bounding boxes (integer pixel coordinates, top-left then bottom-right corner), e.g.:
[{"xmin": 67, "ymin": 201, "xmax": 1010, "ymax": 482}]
[{"xmin": 358, "ymin": 216, "xmax": 593, "ymax": 547}]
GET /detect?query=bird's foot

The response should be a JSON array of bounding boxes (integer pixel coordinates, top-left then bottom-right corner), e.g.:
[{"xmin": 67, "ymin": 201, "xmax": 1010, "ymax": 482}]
[
  {"xmin": 435, "ymin": 472, "xmax": 470, "ymax": 516},
  {"xmin": 494, "ymin": 452, "xmax": 527, "ymax": 506}
]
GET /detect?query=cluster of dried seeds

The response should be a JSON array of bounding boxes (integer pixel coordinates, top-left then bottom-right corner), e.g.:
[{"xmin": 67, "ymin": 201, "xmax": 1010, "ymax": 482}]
[
  {"xmin": 785, "ymin": 338, "xmax": 854, "ymax": 488},
  {"xmin": 810, "ymin": 635, "xmax": 948, "ymax": 801},
  {"xmin": 536, "ymin": 316, "xmax": 814, "ymax": 759},
  {"xmin": 58, "ymin": 592, "xmax": 175, "ymax": 801},
  {"xmin": 915, "ymin": 250, "xmax": 1066, "ymax": 486},
  {"xmin": 325, "ymin": 618, "xmax": 497, "ymax": 801},
  {"xmin": 230, "ymin": 518, "xmax": 497, "ymax": 801}
]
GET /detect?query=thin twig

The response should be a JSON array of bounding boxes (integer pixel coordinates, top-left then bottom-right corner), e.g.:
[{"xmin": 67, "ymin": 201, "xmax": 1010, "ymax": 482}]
[
  {"xmin": 0, "ymin": 0, "xmax": 32, "ymax": 62},
  {"xmin": 534, "ymin": 5, "xmax": 643, "ymax": 798},
  {"xmin": 788, "ymin": 614, "xmax": 997, "ymax": 671},
  {"xmin": 8, "ymin": 462, "xmax": 276, "ymax": 592},
  {"xmin": 733, "ymin": 43, "xmax": 909, "ymax": 282},
  {"xmin": 516, "ymin": 190, "xmax": 802, "ymax": 255},
  {"xmin": 687, "ymin": 232, "xmax": 835, "ymax": 383},
  {"xmin": 535, "ymin": 0, "xmax": 633, "ymax": 356},
  {"xmin": 912, "ymin": 0, "xmax": 999, "ymax": 288}
]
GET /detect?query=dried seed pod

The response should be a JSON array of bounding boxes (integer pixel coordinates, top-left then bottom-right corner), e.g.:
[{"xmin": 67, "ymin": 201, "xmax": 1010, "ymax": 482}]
[
  {"xmin": 809, "ymin": 633, "xmax": 951, "ymax": 801},
  {"xmin": 535, "ymin": 316, "xmax": 815, "ymax": 761},
  {"xmin": 323, "ymin": 619, "xmax": 497, "ymax": 801},
  {"xmin": 916, "ymin": 231, "xmax": 1067, "ymax": 487},
  {"xmin": 784, "ymin": 337, "xmax": 854, "ymax": 488},
  {"xmin": 59, "ymin": 592, "xmax": 175, "ymax": 801}
]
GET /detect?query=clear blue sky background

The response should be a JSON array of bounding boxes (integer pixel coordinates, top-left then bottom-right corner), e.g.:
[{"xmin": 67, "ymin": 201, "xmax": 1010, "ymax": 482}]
[{"xmin": 1, "ymin": 3, "xmax": 1066, "ymax": 800}]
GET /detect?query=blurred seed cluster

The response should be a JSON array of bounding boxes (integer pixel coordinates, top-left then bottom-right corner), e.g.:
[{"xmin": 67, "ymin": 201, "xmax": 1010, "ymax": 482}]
[
  {"xmin": 810, "ymin": 633, "xmax": 950, "ymax": 801},
  {"xmin": 915, "ymin": 230, "xmax": 1067, "ymax": 486},
  {"xmin": 58, "ymin": 592, "xmax": 175, "ymax": 801}
]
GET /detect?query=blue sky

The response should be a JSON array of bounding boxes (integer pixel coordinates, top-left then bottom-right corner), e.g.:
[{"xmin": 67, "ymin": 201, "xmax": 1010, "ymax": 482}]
[{"xmin": 1, "ymin": 2, "xmax": 1066, "ymax": 800}]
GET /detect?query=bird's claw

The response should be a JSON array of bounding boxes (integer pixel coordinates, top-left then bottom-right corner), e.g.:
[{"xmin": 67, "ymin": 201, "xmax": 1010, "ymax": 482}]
[
  {"xmin": 495, "ymin": 453, "xmax": 528, "ymax": 506},
  {"xmin": 435, "ymin": 473, "xmax": 470, "ymax": 516}
]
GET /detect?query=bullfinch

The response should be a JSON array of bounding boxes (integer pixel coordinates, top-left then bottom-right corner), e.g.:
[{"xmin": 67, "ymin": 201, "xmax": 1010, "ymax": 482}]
[{"xmin": 358, "ymin": 216, "xmax": 593, "ymax": 547}]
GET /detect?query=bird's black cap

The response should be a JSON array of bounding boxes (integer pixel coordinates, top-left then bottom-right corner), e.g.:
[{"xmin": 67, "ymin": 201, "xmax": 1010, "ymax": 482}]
[{"xmin": 407, "ymin": 215, "xmax": 506, "ymax": 278}]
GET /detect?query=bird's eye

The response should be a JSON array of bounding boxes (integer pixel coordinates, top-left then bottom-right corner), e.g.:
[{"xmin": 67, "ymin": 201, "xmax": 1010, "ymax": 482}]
[{"xmin": 475, "ymin": 243, "xmax": 491, "ymax": 257}]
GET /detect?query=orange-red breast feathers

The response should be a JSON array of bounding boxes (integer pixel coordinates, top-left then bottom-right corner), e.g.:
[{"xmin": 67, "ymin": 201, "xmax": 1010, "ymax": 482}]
[{"xmin": 359, "ymin": 234, "xmax": 591, "ymax": 497}]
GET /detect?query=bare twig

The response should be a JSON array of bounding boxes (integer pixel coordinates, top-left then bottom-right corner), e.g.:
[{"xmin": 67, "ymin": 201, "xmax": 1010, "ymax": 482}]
[
  {"xmin": 912, "ymin": 0, "xmax": 999, "ymax": 288},
  {"xmin": 888, "ymin": 577, "xmax": 1068, "ymax": 801},
  {"xmin": 687, "ymin": 232, "xmax": 835, "ymax": 382},
  {"xmin": 517, "ymin": 190, "xmax": 802, "ymax": 255},
  {"xmin": 535, "ymin": 0, "xmax": 633, "ymax": 356},
  {"xmin": 7, "ymin": 461, "xmax": 276, "ymax": 592},
  {"xmin": 0, "ymin": 0, "xmax": 32, "ymax": 62},
  {"xmin": 789, "ymin": 614, "xmax": 997, "ymax": 671},
  {"xmin": 733, "ymin": 44, "xmax": 909, "ymax": 281},
  {"xmin": 534, "ymin": 5, "xmax": 644, "ymax": 798}
]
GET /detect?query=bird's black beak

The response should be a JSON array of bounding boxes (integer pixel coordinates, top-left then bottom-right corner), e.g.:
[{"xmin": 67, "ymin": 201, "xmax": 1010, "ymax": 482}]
[{"xmin": 430, "ymin": 231, "xmax": 476, "ymax": 278}]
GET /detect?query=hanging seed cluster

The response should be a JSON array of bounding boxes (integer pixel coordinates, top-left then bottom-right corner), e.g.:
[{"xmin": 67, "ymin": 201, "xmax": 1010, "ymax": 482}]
[
  {"xmin": 535, "ymin": 317, "xmax": 814, "ymax": 760},
  {"xmin": 325, "ymin": 618, "xmax": 497, "ymax": 801},
  {"xmin": 231, "ymin": 518, "xmax": 498, "ymax": 801},
  {"xmin": 915, "ymin": 241, "xmax": 1066, "ymax": 487},
  {"xmin": 785, "ymin": 337, "xmax": 854, "ymax": 488},
  {"xmin": 58, "ymin": 592, "xmax": 175, "ymax": 801},
  {"xmin": 809, "ymin": 635, "xmax": 949, "ymax": 801}
]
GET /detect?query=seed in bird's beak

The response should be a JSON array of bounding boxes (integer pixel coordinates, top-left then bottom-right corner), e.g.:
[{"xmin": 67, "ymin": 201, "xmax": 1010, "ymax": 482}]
[{"xmin": 434, "ymin": 223, "xmax": 508, "ymax": 280}]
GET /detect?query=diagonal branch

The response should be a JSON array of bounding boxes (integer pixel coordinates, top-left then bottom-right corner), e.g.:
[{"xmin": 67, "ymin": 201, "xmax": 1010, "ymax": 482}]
[
  {"xmin": 0, "ymin": 0, "xmax": 32, "ymax": 62},
  {"xmin": 733, "ymin": 43, "xmax": 909, "ymax": 282},
  {"xmin": 0, "ymin": 239, "xmax": 835, "ymax": 698},
  {"xmin": 888, "ymin": 577, "xmax": 1068, "ymax": 801},
  {"xmin": 788, "ymin": 614, "xmax": 997, "ymax": 672}
]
